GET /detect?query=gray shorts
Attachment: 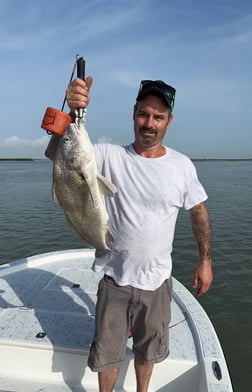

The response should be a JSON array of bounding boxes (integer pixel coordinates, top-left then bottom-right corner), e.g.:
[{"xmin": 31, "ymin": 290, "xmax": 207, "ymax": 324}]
[{"xmin": 88, "ymin": 275, "xmax": 172, "ymax": 372}]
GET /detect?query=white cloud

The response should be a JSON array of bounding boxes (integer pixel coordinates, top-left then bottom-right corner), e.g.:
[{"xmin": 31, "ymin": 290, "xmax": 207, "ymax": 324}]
[
  {"xmin": 226, "ymin": 30, "xmax": 252, "ymax": 45},
  {"xmin": 0, "ymin": 136, "xmax": 50, "ymax": 158},
  {"xmin": 96, "ymin": 135, "xmax": 113, "ymax": 144}
]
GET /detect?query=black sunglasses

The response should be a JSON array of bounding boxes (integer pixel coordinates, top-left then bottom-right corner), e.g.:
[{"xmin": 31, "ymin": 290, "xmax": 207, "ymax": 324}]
[{"xmin": 137, "ymin": 80, "xmax": 176, "ymax": 111}]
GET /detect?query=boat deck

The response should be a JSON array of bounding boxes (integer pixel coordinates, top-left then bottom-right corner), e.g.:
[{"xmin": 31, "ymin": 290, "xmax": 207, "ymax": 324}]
[{"xmin": 0, "ymin": 249, "xmax": 233, "ymax": 391}]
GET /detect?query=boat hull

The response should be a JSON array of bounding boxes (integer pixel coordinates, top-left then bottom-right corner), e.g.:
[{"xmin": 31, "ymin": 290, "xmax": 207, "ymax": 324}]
[{"xmin": 0, "ymin": 249, "xmax": 233, "ymax": 391}]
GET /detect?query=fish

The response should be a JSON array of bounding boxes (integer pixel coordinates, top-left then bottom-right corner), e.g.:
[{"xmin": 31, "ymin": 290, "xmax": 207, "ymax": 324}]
[{"xmin": 52, "ymin": 122, "xmax": 117, "ymax": 251}]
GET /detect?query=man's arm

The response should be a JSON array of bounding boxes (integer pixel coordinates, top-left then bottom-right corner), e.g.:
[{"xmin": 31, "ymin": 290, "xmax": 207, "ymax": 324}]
[{"xmin": 189, "ymin": 202, "xmax": 213, "ymax": 296}]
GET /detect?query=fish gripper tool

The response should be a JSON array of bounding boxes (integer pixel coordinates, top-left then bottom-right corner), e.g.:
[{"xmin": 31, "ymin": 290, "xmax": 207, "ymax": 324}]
[{"xmin": 41, "ymin": 54, "xmax": 87, "ymax": 135}]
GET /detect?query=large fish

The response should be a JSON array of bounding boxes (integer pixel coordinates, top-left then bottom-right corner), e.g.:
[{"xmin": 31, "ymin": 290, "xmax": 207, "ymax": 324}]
[{"xmin": 52, "ymin": 122, "xmax": 117, "ymax": 250}]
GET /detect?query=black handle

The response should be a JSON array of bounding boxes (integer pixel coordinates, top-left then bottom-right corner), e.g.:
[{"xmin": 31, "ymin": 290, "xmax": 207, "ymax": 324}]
[
  {"xmin": 76, "ymin": 57, "xmax": 86, "ymax": 118},
  {"xmin": 77, "ymin": 57, "xmax": 85, "ymax": 80}
]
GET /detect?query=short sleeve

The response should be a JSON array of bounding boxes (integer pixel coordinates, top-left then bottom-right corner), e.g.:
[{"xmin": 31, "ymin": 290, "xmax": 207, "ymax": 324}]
[{"xmin": 183, "ymin": 161, "xmax": 208, "ymax": 210}]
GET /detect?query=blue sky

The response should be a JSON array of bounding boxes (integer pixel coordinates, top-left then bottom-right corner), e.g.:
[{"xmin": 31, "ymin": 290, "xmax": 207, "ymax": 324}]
[{"xmin": 0, "ymin": 0, "xmax": 251, "ymax": 158}]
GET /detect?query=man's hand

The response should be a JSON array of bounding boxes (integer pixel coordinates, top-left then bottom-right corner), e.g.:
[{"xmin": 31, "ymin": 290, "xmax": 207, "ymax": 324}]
[
  {"xmin": 193, "ymin": 260, "xmax": 213, "ymax": 296},
  {"xmin": 66, "ymin": 76, "xmax": 93, "ymax": 113}
]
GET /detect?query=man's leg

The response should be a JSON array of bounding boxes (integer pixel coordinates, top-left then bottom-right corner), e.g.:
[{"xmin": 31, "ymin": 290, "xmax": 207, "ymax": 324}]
[
  {"xmin": 134, "ymin": 354, "xmax": 153, "ymax": 392},
  {"xmin": 88, "ymin": 276, "xmax": 130, "ymax": 390},
  {"xmin": 98, "ymin": 368, "xmax": 119, "ymax": 392},
  {"xmin": 131, "ymin": 278, "xmax": 172, "ymax": 392}
]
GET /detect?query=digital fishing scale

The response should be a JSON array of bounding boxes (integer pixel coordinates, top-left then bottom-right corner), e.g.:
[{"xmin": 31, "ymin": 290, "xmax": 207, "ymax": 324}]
[{"xmin": 41, "ymin": 55, "xmax": 85, "ymax": 136}]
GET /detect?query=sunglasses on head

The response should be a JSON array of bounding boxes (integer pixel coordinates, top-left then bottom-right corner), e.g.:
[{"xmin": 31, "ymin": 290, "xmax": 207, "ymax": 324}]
[{"xmin": 137, "ymin": 80, "xmax": 176, "ymax": 111}]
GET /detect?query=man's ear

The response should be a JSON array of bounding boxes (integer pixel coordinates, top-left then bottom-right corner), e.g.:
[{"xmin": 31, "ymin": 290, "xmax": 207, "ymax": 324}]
[
  {"xmin": 167, "ymin": 112, "xmax": 173, "ymax": 127},
  {"xmin": 133, "ymin": 103, "xmax": 137, "ymax": 120}
]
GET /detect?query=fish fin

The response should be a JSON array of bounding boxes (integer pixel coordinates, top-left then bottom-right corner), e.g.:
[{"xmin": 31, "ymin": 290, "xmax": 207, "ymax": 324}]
[
  {"xmin": 52, "ymin": 184, "xmax": 60, "ymax": 204},
  {"xmin": 97, "ymin": 174, "xmax": 117, "ymax": 197},
  {"xmin": 102, "ymin": 228, "xmax": 113, "ymax": 251},
  {"xmin": 106, "ymin": 229, "xmax": 114, "ymax": 242}
]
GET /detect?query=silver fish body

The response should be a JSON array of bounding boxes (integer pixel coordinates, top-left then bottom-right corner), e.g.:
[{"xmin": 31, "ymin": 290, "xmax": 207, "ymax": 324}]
[{"xmin": 52, "ymin": 122, "xmax": 116, "ymax": 250}]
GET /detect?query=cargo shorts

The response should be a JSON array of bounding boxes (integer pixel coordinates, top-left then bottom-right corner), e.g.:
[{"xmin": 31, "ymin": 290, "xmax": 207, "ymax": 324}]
[{"xmin": 88, "ymin": 274, "xmax": 172, "ymax": 372}]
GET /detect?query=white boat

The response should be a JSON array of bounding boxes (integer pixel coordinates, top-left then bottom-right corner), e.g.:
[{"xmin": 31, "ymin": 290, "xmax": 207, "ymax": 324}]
[{"xmin": 0, "ymin": 249, "xmax": 233, "ymax": 391}]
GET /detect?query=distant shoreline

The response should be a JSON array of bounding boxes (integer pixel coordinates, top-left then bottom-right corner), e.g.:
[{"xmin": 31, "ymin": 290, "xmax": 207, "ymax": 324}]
[
  {"xmin": 0, "ymin": 158, "xmax": 34, "ymax": 161},
  {"xmin": 192, "ymin": 158, "xmax": 252, "ymax": 161},
  {"xmin": 0, "ymin": 158, "xmax": 252, "ymax": 162}
]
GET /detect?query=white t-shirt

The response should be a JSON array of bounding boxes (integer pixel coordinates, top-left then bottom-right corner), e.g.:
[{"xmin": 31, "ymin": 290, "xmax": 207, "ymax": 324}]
[{"xmin": 93, "ymin": 143, "xmax": 207, "ymax": 290}]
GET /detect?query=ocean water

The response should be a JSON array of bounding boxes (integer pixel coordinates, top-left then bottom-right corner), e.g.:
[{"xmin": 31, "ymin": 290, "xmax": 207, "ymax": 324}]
[{"xmin": 0, "ymin": 159, "xmax": 251, "ymax": 391}]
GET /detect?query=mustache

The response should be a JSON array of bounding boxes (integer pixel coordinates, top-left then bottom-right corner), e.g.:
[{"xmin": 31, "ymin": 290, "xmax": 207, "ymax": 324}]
[{"xmin": 139, "ymin": 126, "xmax": 157, "ymax": 133}]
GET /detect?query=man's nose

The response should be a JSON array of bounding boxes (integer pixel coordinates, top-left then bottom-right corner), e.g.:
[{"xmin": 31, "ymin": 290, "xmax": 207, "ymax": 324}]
[{"xmin": 144, "ymin": 116, "xmax": 154, "ymax": 128}]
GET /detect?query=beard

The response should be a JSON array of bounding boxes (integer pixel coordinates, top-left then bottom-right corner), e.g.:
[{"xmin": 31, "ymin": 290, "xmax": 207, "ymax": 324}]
[{"xmin": 135, "ymin": 126, "xmax": 158, "ymax": 146}]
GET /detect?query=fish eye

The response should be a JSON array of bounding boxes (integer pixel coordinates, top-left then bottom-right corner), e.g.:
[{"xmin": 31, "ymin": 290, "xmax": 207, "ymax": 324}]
[{"xmin": 64, "ymin": 136, "xmax": 70, "ymax": 143}]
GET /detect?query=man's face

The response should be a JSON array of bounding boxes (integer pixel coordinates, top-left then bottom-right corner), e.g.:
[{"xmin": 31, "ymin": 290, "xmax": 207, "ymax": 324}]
[{"xmin": 133, "ymin": 95, "xmax": 173, "ymax": 150}]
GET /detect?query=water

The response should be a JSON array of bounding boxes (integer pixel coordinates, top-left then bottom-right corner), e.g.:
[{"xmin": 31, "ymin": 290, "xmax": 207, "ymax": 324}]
[{"xmin": 0, "ymin": 159, "xmax": 251, "ymax": 391}]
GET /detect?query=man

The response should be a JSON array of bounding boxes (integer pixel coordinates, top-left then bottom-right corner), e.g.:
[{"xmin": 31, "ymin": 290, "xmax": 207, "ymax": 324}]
[{"xmin": 45, "ymin": 77, "xmax": 213, "ymax": 392}]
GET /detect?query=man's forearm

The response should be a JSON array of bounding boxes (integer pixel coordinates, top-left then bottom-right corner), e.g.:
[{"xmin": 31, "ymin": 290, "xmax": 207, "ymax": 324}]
[{"xmin": 190, "ymin": 202, "xmax": 212, "ymax": 262}]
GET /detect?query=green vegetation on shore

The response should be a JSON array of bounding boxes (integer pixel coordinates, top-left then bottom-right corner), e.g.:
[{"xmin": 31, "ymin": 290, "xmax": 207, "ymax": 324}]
[
  {"xmin": 0, "ymin": 158, "xmax": 34, "ymax": 161},
  {"xmin": 0, "ymin": 158, "xmax": 252, "ymax": 162},
  {"xmin": 192, "ymin": 158, "xmax": 252, "ymax": 161}
]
